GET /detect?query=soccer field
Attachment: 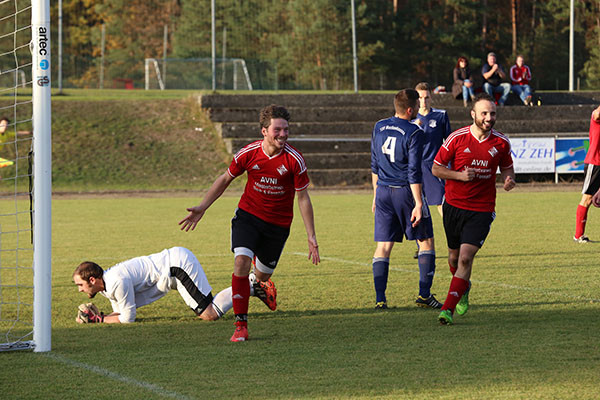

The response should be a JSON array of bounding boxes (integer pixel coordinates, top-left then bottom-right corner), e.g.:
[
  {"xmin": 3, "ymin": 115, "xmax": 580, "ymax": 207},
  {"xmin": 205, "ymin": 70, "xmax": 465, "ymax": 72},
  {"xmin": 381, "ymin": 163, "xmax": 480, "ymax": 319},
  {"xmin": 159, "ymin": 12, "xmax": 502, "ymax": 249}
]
[{"xmin": 1, "ymin": 189, "xmax": 599, "ymax": 399}]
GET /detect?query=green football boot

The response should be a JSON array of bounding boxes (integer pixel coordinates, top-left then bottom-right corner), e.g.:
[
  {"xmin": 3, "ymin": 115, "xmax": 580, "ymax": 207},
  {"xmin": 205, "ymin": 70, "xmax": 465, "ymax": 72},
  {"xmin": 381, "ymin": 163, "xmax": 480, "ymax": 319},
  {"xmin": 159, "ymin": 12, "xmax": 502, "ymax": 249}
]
[
  {"xmin": 455, "ymin": 290, "xmax": 469, "ymax": 316},
  {"xmin": 438, "ymin": 309, "xmax": 454, "ymax": 325}
]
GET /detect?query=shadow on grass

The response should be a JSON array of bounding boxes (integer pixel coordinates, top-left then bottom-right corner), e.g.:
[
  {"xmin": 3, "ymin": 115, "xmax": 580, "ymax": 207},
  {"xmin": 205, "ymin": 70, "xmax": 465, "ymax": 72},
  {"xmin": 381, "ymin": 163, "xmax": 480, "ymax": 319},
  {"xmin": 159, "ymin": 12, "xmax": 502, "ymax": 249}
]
[{"xmin": 15, "ymin": 305, "xmax": 598, "ymax": 399}]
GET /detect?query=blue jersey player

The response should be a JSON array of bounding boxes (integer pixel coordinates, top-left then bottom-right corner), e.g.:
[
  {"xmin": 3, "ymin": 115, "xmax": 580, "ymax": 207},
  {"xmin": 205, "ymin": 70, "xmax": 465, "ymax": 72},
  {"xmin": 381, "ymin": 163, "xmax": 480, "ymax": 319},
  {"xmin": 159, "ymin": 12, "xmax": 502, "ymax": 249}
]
[
  {"xmin": 370, "ymin": 89, "xmax": 441, "ymax": 310},
  {"xmin": 415, "ymin": 82, "xmax": 452, "ymax": 215}
]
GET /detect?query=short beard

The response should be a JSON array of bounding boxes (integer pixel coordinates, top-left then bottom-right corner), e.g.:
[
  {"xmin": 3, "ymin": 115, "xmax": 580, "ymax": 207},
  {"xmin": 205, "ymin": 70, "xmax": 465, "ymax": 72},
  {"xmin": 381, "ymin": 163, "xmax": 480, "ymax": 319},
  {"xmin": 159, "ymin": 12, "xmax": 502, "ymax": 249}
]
[{"xmin": 475, "ymin": 117, "xmax": 494, "ymax": 133}]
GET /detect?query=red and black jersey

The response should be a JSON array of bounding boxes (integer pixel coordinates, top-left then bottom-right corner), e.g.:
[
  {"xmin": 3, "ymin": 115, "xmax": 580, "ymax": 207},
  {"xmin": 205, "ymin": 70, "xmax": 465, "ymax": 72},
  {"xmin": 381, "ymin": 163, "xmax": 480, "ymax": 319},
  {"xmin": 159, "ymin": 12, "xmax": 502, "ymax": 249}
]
[
  {"xmin": 584, "ymin": 116, "xmax": 600, "ymax": 165},
  {"xmin": 228, "ymin": 140, "xmax": 310, "ymax": 228},
  {"xmin": 434, "ymin": 126, "xmax": 513, "ymax": 212}
]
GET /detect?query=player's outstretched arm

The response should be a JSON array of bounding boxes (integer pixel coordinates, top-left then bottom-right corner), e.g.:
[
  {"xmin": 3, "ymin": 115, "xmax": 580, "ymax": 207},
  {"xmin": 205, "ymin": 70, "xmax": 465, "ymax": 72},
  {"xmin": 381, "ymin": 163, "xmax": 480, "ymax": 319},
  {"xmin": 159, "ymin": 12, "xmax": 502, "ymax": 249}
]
[
  {"xmin": 179, "ymin": 172, "xmax": 235, "ymax": 231},
  {"xmin": 501, "ymin": 166, "xmax": 516, "ymax": 191},
  {"xmin": 297, "ymin": 189, "xmax": 320, "ymax": 265},
  {"xmin": 99, "ymin": 313, "xmax": 122, "ymax": 324}
]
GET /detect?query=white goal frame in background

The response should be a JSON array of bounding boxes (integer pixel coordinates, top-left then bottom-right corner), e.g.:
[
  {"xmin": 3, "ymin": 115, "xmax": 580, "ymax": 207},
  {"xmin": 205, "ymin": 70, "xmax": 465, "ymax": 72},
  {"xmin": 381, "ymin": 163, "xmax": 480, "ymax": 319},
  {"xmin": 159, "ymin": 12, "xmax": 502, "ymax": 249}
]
[
  {"xmin": 144, "ymin": 57, "xmax": 253, "ymax": 91},
  {"xmin": 0, "ymin": 0, "xmax": 52, "ymax": 353}
]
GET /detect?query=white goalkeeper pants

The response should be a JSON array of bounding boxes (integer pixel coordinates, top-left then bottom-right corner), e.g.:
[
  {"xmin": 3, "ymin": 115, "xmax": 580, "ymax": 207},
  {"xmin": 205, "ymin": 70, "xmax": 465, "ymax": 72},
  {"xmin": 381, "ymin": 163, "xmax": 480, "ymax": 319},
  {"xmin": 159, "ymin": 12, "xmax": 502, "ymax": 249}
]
[{"xmin": 167, "ymin": 247, "xmax": 214, "ymax": 315}]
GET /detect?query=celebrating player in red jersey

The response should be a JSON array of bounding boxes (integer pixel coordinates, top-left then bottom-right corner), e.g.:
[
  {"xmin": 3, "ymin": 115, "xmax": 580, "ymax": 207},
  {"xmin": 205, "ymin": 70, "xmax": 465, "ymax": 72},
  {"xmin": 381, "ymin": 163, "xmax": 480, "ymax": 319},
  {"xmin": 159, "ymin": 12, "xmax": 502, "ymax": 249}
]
[
  {"xmin": 573, "ymin": 105, "xmax": 600, "ymax": 243},
  {"xmin": 432, "ymin": 93, "xmax": 515, "ymax": 325},
  {"xmin": 179, "ymin": 104, "xmax": 320, "ymax": 342}
]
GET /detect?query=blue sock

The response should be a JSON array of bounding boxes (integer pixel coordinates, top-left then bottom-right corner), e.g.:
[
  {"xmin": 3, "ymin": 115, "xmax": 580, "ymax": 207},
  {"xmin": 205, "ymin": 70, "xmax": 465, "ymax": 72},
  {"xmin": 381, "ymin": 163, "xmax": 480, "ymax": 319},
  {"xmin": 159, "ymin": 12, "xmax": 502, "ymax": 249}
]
[
  {"xmin": 372, "ymin": 257, "xmax": 389, "ymax": 303},
  {"xmin": 417, "ymin": 251, "xmax": 436, "ymax": 298}
]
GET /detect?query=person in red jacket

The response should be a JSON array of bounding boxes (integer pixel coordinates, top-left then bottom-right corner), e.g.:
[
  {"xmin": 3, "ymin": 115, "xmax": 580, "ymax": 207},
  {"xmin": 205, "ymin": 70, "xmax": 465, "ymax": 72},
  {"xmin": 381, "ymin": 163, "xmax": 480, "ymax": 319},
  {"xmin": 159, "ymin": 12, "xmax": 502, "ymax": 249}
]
[{"xmin": 509, "ymin": 55, "xmax": 533, "ymax": 106}]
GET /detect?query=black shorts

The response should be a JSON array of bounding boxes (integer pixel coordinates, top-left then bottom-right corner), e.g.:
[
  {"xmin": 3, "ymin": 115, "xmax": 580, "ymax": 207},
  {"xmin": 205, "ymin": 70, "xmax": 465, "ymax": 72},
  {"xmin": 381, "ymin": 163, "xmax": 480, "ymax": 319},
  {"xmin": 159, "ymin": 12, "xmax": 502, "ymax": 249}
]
[
  {"xmin": 582, "ymin": 164, "xmax": 600, "ymax": 195},
  {"xmin": 231, "ymin": 208, "xmax": 290, "ymax": 272},
  {"xmin": 442, "ymin": 201, "xmax": 496, "ymax": 249}
]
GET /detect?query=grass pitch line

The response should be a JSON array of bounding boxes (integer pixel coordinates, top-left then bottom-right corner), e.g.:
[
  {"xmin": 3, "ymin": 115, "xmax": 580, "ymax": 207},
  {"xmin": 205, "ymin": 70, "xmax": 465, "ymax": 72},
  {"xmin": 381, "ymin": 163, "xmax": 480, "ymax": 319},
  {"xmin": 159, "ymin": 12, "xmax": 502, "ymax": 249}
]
[
  {"xmin": 292, "ymin": 252, "xmax": 600, "ymax": 303},
  {"xmin": 43, "ymin": 352, "xmax": 194, "ymax": 400}
]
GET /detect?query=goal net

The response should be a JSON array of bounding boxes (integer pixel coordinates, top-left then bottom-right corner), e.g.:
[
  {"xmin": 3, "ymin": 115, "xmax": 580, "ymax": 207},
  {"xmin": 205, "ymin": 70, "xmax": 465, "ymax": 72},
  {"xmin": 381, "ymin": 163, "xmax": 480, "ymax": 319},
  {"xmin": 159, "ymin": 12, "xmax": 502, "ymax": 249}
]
[
  {"xmin": 145, "ymin": 57, "xmax": 253, "ymax": 90},
  {"xmin": 0, "ymin": 0, "xmax": 51, "ymax": 352}
]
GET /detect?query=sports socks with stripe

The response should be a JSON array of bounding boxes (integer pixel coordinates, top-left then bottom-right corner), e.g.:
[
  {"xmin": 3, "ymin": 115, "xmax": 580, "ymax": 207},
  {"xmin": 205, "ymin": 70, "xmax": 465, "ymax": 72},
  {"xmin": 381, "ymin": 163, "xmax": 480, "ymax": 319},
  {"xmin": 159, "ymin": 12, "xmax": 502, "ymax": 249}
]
[
  {"xmin": 417, "ymin": 250, "xmax": 436, "ymax": 298},
  {"xmin": 575, "ymin": 204, "xmax": 588, "ymax": 238},
  {"xmin": 232, "ymin": 273, "xmax": 250, "ymax": 326},
  {"xmin": 441, "ymin": 275, "xmax": 470, "ymax": 312}
]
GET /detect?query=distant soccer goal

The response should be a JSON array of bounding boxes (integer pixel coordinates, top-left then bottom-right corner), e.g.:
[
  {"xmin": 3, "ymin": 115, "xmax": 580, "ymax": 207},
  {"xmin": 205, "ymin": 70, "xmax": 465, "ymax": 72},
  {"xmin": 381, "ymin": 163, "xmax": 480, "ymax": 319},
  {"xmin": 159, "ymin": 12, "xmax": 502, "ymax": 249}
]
[
  {"xmin": 145, "ymin": 57, "xmax": 253, "ymax": 90},
  {"xmin": 0, "ymin": 0, "xmax": 52, "ymax": 352}
]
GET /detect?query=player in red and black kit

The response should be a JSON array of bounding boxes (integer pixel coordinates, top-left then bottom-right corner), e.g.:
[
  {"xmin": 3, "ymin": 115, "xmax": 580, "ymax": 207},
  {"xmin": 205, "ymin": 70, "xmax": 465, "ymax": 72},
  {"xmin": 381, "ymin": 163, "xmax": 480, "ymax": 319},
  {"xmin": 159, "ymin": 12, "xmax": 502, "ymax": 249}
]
[
  {"xmin": 573, "ymin": 105, "xmax": 600, "ymax": 243},
  {"xmin": 179, "ymin": 105, "xmax": 320, "ymax": 341},
  {"xmin": 432, "ymin": 93, "xmax": 516, "ymax": 325}
]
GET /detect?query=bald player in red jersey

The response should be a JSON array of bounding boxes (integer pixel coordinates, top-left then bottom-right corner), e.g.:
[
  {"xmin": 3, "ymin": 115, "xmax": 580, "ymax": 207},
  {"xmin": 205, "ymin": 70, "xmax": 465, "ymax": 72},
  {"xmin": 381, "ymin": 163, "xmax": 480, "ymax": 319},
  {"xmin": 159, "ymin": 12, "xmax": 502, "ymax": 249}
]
[
  {"xmin": 573, "ymin": 105, "xmax": 600, "ymax": 243},
  {"xmin": 179, "ymin": 104, "xmax": 320, "ymax": 342},
  {"xmin": 432, "ymin": 93, "xmax": 516, "ymax": 325}
]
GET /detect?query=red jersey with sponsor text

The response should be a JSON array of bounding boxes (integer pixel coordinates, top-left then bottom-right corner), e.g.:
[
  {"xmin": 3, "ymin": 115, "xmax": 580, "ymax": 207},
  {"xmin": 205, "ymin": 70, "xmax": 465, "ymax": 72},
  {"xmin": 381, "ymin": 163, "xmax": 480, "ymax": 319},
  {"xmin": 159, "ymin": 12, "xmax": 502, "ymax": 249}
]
[
  {"xmin": 584, "ymin": 116, "xmax": 600, "ymax": 165},
  {"xmin": 434, "ymin": 126, "xmax": 513, "ymax": 212},
  {"xmin": 228, "ymin": 140, "xmax": 310, "ymax": 228}
]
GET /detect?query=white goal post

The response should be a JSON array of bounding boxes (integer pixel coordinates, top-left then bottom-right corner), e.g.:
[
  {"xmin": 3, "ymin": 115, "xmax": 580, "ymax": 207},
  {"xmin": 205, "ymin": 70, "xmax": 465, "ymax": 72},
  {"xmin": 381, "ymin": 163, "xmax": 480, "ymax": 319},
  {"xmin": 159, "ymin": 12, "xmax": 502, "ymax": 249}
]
[
  {"xmin": 32, "ymin": 0, "xmax": 52, "ymax": 353},
  {"xmin": 0, "ymin": 0, "xmax": 52, "ymax": 352},
  {"xmin": 145, "ymin": 57, "xmax": 253, "ymax": 90}
]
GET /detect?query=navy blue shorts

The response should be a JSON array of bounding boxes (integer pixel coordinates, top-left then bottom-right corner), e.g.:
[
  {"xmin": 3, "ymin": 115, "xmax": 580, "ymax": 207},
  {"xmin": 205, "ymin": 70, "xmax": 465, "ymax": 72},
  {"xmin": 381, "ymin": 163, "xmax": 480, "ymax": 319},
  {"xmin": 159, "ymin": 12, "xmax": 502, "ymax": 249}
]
[
  {"xmin": 374, "ymin": 185, "xmax": 434, "ymax": 242},
  {"xmin": 422, "ymin": 161, "xmax": 445, "ymax": 205},
  {"xmin": 442, "ymin": 201, "xmax": 495, "ymax": 249}
]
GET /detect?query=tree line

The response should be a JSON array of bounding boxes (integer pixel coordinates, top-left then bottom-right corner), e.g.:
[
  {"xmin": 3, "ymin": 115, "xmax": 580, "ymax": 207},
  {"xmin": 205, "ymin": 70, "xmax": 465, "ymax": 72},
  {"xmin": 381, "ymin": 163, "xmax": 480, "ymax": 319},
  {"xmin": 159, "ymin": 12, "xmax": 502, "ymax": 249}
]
[{"xmin": 27, "ymin": 0, "xmax": 600, "ymax": 90}]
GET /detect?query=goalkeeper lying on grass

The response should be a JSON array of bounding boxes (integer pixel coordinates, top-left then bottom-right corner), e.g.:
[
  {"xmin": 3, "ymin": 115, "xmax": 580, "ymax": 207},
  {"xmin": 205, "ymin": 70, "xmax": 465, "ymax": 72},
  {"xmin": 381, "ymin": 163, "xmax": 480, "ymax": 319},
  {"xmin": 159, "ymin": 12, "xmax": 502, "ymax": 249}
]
[{"xmin": 73, "ymin": 246, "xmax": 276, "ymax": 324}]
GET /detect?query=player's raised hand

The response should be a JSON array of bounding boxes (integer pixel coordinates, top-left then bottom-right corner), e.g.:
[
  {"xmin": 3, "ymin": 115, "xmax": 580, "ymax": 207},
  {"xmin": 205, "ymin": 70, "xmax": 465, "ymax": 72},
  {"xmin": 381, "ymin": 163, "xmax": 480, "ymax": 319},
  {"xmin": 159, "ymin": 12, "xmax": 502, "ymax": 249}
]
[
  {"xmin": 307, "ymin": 236, "xmax": 320, "ymax": 265},
  {"xmin": 503, "ymin": 175, "xmax": 516, "ymax": 191},
  {"xmin": 178, "ymin": 206, "xmax": 206, "ymax": 231}
]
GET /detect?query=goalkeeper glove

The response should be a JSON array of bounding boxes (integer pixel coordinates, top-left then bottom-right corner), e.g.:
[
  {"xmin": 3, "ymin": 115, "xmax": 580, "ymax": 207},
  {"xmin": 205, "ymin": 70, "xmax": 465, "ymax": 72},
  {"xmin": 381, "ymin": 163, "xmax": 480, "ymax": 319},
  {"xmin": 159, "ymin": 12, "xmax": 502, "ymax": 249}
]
[{"xmin": 77, "ymin": 303, "xmax": 105, "ymax": 323}]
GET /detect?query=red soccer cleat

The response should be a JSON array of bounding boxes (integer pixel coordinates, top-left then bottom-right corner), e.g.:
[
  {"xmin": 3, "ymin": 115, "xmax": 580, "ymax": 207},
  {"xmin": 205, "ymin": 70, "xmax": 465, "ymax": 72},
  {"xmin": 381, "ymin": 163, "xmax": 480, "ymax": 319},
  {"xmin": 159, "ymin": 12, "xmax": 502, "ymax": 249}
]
[
  {"xmin": 253, "ymin": 278, "xmax": 277, "ymax": 311},
  {"xmin": 230, "ymin": 325, "xmax": 248, "ymax": 342}
]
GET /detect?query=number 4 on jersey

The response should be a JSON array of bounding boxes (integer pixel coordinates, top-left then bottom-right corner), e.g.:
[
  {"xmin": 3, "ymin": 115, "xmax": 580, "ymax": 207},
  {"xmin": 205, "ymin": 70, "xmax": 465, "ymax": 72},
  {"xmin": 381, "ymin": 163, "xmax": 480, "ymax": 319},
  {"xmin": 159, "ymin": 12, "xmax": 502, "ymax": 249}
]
[{"xmin": 381, "ymin": 136, "xmax": 397, "ymax": 162}]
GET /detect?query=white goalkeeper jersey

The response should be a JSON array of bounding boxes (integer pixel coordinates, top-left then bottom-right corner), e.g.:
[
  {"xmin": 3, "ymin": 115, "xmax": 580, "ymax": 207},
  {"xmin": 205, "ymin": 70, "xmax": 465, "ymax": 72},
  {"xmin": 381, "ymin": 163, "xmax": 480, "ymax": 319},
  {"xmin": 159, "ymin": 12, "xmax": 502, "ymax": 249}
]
[{"xmin": 100, "ymin": 247, "xmax": 211, "ymax": 323}]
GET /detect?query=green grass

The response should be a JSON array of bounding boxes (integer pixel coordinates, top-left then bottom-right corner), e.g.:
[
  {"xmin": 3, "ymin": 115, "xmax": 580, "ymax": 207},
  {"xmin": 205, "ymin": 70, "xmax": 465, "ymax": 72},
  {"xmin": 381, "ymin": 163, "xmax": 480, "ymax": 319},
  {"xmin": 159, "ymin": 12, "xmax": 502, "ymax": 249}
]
[{"xmin": 1, "ymin": 189, "xmax": 599, "ymax": 399}]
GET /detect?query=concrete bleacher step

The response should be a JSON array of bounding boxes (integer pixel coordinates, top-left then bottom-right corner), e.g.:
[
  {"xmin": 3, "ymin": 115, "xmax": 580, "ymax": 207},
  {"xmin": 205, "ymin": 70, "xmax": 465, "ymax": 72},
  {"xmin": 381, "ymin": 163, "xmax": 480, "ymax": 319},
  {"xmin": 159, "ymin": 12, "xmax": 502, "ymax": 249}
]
[
  {"xmin": 208, "ymin": 104, "xmax": 595, "ymax": 125},
  {"xmin": 224, "ymin": 137, "xmax": 371, "ymax": 154},
  {"xmin": 199, "ymin": 92, "xmax": 600, "ymax": 187},
  {"xmin": 199, "ymin": 93, "xmax": 392, "ymax": 108},
  {"xmin": 199, "ymin": 91, "xmax": 600, "ymax": 110},
  {"xmin": 208, "ymin": 104, "xmax": 597, "ymax": 124},
  {"xmin": 303, "ymin": 152, "xmax": 370, "ymax": 169},
  {"xmin": 207, "ymin": 106, "xmax": 394, "ymax": 123},
  {"xmin": 216, "ymin": 119, "xmax": 591, "ymax": 139},
  {"xmin": 217, "ymin": 121, "xmax": 373, "ymax": 138},
  {"xmin": 309, "ymin": 168, "xmax": 371, "ymax": 187}
]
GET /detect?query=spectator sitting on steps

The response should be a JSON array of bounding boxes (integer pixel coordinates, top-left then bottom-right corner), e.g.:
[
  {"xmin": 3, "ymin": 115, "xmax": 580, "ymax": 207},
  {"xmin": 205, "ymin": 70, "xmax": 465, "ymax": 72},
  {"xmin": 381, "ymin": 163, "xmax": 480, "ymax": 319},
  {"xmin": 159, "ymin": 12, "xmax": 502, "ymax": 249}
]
[
  {"xmin": 481, "ymin": 52, "xmax": 511, "ymax": 106},
  {"xmin": 509, "ymin": 55, "xmax": 533, "ymax": 106},
  {"xmin": 452, "ymin": 56, "xmax": 475, "ymax": 108}
]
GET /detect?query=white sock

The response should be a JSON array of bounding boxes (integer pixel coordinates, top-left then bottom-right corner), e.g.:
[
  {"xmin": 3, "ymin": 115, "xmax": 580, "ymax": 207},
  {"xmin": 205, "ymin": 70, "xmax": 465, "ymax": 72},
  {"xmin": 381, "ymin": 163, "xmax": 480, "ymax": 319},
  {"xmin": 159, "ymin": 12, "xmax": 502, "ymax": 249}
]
[{"xmin": 212, "ymin": 287, "xmax": 233, "ymax": 317}]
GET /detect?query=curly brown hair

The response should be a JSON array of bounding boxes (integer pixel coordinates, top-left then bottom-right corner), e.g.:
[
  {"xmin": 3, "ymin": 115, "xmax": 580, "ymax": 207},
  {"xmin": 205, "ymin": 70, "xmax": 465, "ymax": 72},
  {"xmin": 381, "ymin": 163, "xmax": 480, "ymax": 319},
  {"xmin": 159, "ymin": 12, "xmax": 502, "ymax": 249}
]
[{"xmin": 259, "ymin": 105, "xmax": 290, "ymax": 129}]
